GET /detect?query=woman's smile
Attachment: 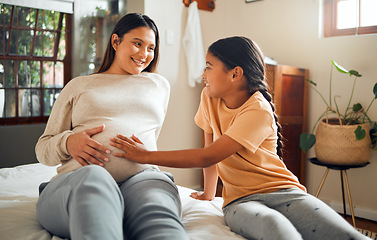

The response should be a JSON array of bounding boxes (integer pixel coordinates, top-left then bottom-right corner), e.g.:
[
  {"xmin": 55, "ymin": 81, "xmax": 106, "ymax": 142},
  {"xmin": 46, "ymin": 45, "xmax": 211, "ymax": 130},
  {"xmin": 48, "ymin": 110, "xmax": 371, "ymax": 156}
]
[{"xmin": 132, "ymin": 57, "xmax": 146, "ymax": 66}]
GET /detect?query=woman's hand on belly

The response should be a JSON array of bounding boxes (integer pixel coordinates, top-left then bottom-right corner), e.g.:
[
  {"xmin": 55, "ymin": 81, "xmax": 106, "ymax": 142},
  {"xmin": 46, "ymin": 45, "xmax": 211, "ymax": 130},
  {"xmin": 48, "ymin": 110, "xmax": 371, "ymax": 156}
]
[{"xmin": 67, "ymin": 124, "xmax": 111, "ymax": 166}]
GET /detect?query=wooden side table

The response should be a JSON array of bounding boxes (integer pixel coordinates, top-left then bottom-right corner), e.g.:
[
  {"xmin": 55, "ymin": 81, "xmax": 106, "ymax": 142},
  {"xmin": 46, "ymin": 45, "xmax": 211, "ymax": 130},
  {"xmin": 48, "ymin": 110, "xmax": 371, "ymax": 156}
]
[{"xmin": 309, "ymin": 157, "xmax": 370, "ymax": 227}]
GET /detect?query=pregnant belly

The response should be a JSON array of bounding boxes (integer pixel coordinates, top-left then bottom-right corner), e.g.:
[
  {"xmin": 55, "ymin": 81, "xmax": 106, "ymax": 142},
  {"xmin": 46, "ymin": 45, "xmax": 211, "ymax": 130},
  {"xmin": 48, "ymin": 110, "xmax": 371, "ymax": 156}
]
[{"xmin": 76, "ymin": 122, "xmax": 156, "ymax": 182}]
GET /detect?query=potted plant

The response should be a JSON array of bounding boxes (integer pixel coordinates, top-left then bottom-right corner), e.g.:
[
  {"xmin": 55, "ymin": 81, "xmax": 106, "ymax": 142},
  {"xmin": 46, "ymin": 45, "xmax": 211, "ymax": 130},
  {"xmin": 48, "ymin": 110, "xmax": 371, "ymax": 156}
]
[{"xmin": 300, "ymin": 60, "xmax": 377, "ymax": 165}]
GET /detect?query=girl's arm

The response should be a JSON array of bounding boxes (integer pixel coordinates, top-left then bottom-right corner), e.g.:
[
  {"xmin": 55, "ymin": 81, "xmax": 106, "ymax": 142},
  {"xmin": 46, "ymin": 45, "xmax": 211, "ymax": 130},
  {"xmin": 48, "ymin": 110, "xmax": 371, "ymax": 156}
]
[
  {"xmin": 110, "ymin": 133, "xmax": 244, "ymax": 168},
  {"xmin": 190, "ymin": 132, "xmax": 218, "ymax": 201}
]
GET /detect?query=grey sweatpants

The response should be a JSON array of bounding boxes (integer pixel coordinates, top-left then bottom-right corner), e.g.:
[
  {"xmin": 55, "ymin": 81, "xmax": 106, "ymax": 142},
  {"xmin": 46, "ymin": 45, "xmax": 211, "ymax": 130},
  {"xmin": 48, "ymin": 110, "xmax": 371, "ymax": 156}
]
[
  {"xmin": 36, "ymin": 165, "xmax": 188, "ymax": 240},
  {"xmin": 223, "ymin": 188, "xmax": 369, "ymax": 240}
]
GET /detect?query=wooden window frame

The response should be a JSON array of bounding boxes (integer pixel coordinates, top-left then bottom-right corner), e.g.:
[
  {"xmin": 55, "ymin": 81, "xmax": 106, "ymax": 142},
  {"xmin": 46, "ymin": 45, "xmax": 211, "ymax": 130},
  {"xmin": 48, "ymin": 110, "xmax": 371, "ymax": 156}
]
[
  {"xmin": 324, "ymin": 0, "xmax": 377, "ymax": 37},
  {"xmin": 0, "ymin": 4, "xmax": 72, "ymax": 125}
]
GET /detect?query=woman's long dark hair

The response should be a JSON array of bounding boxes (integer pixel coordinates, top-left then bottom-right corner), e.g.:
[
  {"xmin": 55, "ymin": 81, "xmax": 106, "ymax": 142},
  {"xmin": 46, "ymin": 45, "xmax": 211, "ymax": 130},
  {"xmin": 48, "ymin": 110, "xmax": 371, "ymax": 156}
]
[
  {"xmin": 208, "ymin": 36, "xmax": 284, "ymax": 159},
  {"xmin": 96, "ymin": 13, "xmax": 160, "ymax": 73}
]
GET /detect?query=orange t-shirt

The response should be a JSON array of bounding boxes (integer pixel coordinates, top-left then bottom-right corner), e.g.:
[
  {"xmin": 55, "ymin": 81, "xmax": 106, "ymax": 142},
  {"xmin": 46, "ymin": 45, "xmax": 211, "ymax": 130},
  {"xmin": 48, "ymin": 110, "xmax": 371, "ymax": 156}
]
[{"xmin": 195, "ymin": 88, "xmax": 306, "ymax": 207}]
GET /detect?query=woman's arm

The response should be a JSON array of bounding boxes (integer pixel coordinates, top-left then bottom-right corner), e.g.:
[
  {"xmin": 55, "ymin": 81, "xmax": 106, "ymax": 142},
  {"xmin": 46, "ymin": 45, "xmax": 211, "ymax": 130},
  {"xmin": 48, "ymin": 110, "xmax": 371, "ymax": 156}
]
[
  {"xmin": 36, "ymin": 80, "xmax": 110, "ymax": 167},
  {"xmin": 110, "ymin": 132, "xmax": 244, "ymax": 168}
]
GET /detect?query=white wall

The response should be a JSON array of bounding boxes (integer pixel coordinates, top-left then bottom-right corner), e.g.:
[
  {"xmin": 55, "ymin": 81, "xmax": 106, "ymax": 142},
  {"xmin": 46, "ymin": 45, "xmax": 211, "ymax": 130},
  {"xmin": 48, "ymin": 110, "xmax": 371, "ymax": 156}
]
[{"xmin": 141, "ymin": 0, "xmax": 377, "ymax": 220}]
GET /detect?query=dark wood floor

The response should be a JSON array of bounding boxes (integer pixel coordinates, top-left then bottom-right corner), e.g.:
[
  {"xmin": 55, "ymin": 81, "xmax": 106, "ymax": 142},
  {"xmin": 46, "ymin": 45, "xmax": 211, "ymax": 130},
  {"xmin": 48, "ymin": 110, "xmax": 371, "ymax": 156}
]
[{"xmin": 344, "ymin": 215, "xmax": 377, "ymax": 233}]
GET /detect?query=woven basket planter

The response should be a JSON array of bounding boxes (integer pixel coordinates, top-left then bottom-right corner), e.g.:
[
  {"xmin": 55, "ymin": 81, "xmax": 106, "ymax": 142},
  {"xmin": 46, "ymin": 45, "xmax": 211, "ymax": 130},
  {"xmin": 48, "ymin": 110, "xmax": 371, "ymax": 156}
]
[{"xmin": 314, "ymin": 119, "xmax": 371, "ymax": 165}]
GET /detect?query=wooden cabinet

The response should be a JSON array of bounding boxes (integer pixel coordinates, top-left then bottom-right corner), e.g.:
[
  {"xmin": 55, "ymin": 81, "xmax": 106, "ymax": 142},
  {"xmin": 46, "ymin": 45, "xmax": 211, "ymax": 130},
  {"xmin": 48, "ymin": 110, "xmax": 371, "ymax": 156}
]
[
  {"xmin": 203, "ymin": 64, "xmax": 309, "ymax": 197},
  {"xmin": 266, "ymin": 64, "xmax": 309, "ymax": 185}
]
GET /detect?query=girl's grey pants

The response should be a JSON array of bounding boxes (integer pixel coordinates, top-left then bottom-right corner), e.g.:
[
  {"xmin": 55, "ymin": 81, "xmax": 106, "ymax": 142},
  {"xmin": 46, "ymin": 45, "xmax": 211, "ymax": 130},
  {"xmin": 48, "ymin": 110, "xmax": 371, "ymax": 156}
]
[
  {"xmin": 223, "ymin": 188, "xmax": 369, "ymax": 240},
  {"xmin": 36, "ymin": 165, "xmax": 189, "ymax": 240}
]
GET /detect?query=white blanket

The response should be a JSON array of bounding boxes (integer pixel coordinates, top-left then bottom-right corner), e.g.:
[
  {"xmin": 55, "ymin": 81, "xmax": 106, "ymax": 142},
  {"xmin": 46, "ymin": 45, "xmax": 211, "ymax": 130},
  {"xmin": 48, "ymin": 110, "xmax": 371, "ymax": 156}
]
[{"xmin": 0, "ymin": 163, "xmax": 244, "ymax": 240}]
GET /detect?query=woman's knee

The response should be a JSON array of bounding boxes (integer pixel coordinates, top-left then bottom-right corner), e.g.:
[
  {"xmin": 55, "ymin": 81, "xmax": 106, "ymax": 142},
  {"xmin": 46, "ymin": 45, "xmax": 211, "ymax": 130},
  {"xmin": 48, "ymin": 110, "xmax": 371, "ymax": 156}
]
[
  {"xmin": 121, "ymin": 171, "xmax": 182, "ymax": 221},
  {"xmin": 75, "ymin": 165, "xmax": 112, "ymax": 180},
  {"xmin": 69, "ymin": 166, "xmax": 123, "ymax": 208},
  {"xmin": 121, "ymin": 170, "xmax": 176, "ymax": 189},
  {"xmin": 120, "ymin": 171, "xmax": 179, "ymax": 201},
  {"xmin": 123, "ymin": 177, "xmax": 180, "ymax": 212}
]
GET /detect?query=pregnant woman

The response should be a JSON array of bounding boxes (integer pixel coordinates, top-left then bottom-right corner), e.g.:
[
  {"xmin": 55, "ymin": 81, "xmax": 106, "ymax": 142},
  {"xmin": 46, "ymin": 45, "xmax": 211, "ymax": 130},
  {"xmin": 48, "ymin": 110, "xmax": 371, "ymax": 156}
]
[{"xmin": 35, "ymin": 13, "xmax": 188, "ymax": 240}]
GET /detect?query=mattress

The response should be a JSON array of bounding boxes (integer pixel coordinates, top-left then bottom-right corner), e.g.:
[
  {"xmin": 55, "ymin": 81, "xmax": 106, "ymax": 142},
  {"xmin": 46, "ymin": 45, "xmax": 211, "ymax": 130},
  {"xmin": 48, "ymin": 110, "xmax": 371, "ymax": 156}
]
[{"xmin": 0, "ymin": 163, "xmax": 244, "ymax": 240}]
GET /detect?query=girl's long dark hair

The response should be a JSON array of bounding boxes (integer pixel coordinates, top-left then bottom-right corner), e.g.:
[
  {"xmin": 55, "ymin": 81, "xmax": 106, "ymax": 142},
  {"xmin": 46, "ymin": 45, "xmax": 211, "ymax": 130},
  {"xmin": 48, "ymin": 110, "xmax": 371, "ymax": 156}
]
[
  {"xmin": 97, "ymin": 13, "xmax": 160, "ymax": 73},
  {"xmin": 208, "ymin": 36, "xmax": 284, "ymax": 159}
]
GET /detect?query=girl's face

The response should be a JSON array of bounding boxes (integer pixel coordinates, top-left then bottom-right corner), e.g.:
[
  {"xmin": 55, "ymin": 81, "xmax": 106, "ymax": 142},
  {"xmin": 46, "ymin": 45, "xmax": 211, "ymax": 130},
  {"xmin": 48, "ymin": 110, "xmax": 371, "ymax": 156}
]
[
  {"xmin": 202, "ymin": 52, "xmax": 234, "ymax": 99},
  {"xmin": 110, "ymin": 26, "xmax": 156, "ymax": 75}
]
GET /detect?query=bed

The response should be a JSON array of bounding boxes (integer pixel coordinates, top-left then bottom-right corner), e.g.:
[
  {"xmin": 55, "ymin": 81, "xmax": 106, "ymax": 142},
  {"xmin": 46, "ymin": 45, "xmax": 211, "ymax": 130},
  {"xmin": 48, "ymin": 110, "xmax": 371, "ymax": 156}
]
[{"xmin": 0, "ymin": 163, "xmax": 245, "ymax": 240}]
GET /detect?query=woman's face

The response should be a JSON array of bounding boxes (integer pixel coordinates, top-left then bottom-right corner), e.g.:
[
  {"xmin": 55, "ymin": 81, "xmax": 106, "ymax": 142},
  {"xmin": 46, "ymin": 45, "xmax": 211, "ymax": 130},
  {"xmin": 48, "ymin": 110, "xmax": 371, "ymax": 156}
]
[
  {"xmin": 202, "ymin": 52, "xmax": 233, "ymax": 98},
  {"xmin": 111, "ymin": 26, "xmax": 156, "ymax": 75}
]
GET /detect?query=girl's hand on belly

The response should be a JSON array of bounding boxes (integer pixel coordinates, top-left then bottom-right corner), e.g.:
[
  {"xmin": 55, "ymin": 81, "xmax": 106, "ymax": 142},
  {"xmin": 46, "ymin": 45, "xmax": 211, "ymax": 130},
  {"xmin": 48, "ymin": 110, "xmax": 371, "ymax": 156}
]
[
  {"xmin": 110, "ymin": 134, "xmax": 149, "ymax": 164},
  {"xmin": 67, "ymin": 124, "xmax": 111, "ymax": 166}
]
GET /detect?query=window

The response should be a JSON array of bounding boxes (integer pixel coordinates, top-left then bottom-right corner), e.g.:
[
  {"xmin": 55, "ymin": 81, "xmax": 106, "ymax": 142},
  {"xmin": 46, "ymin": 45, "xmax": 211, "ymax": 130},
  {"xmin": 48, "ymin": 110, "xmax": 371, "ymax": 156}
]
[
  {"xmin": 324, "ymin": 0, "xmax": 377, "ymax": 37},
  {"xmin": 0, "ymin": 3, "xmax": 72, "ymax": 125}
]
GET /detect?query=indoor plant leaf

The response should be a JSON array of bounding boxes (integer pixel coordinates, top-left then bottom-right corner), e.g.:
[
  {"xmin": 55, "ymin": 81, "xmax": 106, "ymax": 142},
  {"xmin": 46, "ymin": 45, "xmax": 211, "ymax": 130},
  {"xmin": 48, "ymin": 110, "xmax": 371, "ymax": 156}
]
[
  {"xmin": 354, "ymin": 126, "xmax": 366, "ymax": 141},
  {"xmin": 306, "ymin": 79, "xmax": 317, "ymax": 86},
  {"xmin": 331, "ymin": 60, "xmax": 349, "ymax": 74},
  {"xmin": 352, "ymin": 103, "xmax": 362, "ymax": 112},
  {"xmin": 373, "ymin": 82, "xmax": 377, "ymax": 98},
  {"xmin": 300, "ymin": 133, "xmax": 316, "ymax": 151},
  {"xmin": 349, "ymin": 70, "xmax": 361, "ymax": 77}
]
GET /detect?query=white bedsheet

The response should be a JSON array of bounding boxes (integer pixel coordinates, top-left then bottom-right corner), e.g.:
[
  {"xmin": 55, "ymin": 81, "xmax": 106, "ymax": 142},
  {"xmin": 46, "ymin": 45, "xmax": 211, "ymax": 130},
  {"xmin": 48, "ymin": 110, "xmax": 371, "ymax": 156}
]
[{"xmin": 0, "ymin": 163, "xmax": 244, "ymax": 240}]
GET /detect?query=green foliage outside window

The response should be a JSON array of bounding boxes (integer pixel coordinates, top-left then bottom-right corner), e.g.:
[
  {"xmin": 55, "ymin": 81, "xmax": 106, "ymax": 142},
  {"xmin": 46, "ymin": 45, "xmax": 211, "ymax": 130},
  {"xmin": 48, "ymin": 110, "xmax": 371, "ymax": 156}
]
[{"xmin": 0, "ymin": 3, "xmax": 69, "ymax": 123}]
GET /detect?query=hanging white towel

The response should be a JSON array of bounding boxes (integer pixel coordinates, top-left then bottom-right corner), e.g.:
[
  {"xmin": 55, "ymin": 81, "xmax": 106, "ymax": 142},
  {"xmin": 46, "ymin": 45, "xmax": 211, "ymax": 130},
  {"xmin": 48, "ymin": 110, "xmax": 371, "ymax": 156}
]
[
  {"xmin": 0, "ymin": 83, "xmax": 4, "ymax": 117},
  {"xmin": 182, "ymin": 1, "xmax": 205, "ymax": 87}
]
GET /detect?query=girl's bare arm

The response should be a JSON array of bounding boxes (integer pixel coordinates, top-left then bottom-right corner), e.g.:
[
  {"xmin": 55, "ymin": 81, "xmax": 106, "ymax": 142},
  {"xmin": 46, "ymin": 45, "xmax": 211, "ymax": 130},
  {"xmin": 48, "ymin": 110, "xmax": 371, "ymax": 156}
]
[
  {"xmin": 110, "ymin": 133, "xmax": 244, "ymax": 168},
  {"xmin": 190, "ymin": 132, "xmax": 219, "ymax": 201}
]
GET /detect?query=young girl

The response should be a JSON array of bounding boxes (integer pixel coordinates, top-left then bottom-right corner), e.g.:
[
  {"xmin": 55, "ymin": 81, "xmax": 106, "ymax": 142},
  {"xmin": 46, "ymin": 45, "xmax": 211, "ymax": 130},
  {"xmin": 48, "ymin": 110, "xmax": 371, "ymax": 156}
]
[
  {"xmin": 35, "ymin": 13, "xmax": 188, "ymax": 240},
  {"xmin": 110, "ymin": 36, "xmax": 368, "ymax": 240}
]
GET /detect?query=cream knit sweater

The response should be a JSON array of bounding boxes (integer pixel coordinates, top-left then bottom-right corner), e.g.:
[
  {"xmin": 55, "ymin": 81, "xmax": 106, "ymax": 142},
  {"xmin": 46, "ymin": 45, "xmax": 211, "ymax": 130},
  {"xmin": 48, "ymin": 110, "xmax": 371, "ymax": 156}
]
[{"xmin": 35, "ymin": 72, "xmax": 170, "ymax": 182}]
